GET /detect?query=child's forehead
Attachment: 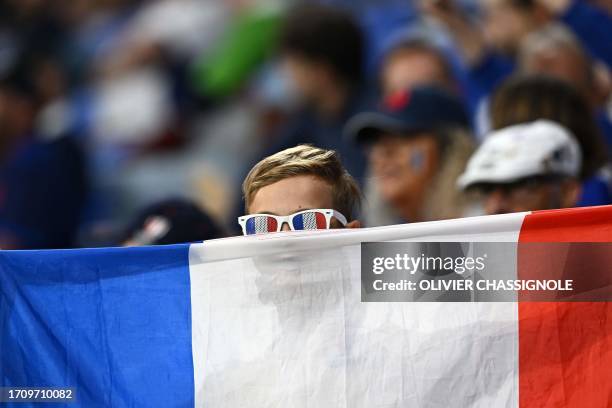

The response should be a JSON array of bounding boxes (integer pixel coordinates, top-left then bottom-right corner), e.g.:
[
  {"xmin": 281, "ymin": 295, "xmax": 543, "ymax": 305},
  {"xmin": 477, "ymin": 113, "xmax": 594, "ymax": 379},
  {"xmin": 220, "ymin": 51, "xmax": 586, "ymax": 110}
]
[{"xmin": 248, "ymin": 175, "xmax": 334, "ymax": 215}]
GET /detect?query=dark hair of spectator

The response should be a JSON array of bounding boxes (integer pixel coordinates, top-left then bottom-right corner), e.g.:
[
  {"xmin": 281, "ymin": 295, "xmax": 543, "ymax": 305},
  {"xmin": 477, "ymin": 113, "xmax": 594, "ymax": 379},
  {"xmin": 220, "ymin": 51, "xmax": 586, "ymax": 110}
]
[
  {"xmin": 509, "ymin": 0, "xmax": 536, "ymax": 9},
  {"xmin": 279, "ymin": 3, "xmax": 364, "ymax": 84},
  {"xmin": 490, "ymin": 74, "xmax": 608, "ymax": 180}
]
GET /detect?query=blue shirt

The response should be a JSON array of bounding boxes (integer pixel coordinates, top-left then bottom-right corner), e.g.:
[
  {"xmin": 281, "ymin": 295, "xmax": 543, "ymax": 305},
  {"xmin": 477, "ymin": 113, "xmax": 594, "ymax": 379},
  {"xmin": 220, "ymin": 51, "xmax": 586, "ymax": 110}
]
[{"xmin": 0, "ymin": 135, "xmax": 88, "ymax": 249}]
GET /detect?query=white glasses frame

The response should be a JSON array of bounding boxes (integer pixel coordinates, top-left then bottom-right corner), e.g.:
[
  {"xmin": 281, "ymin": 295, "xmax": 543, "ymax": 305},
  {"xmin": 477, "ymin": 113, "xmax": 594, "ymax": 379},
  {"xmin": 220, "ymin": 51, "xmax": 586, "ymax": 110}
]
[{"xmin": 238, "ymin": 209, "xmax": 348, "ymax": 236}]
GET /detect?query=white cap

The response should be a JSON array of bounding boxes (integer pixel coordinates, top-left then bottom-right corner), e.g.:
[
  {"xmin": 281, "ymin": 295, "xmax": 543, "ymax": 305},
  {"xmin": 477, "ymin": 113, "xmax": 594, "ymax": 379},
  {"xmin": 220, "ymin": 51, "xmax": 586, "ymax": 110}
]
[{"xmin": 457, "ymin": 120, "xmax": 582, "ymax": 190}]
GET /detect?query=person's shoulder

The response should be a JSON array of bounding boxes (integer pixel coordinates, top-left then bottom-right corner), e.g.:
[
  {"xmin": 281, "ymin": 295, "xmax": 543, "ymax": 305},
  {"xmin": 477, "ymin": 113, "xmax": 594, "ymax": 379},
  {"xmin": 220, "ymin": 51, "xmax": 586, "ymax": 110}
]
[
  {"xmin": 6, "ymin": 134, "xmax": 84, "ymax": 176},
  {"xmin": 579, "ymin": 165, "xmax": 612, "ymax": 206}
]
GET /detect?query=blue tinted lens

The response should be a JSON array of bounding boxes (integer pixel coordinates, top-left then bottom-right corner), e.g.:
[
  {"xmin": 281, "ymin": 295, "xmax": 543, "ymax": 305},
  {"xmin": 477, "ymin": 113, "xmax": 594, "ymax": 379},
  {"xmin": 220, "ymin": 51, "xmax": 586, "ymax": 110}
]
[{"xmin": 291, "ymin": 211, "xmax": 327, "ymax": 230}]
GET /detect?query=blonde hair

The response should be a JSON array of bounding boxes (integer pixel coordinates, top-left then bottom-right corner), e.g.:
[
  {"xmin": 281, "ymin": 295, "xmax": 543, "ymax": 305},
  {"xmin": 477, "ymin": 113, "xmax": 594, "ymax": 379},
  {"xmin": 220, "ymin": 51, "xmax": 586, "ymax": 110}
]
[
  {"xmin": 423, "ymin": 128, "xmax": 475, "ymax": 221},
  {"xmin": 243, "ymin": 145, "xmax": 361, "ymax": 219}
]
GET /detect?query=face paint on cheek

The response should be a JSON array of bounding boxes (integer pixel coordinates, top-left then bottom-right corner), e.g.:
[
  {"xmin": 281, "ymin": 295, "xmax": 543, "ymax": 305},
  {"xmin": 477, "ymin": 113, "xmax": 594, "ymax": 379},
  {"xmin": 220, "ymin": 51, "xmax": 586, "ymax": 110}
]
[{"xmin": 408, "ymin": 148, "xmax": 426, "ymax": 173}]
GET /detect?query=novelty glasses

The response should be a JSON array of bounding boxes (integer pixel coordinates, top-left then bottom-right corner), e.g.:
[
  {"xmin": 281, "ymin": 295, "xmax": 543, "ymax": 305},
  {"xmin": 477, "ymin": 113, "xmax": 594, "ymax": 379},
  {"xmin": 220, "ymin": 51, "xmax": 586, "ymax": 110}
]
[{"xmin": 238, "ymin": 209, "xmax": 347, "ymax": 235}]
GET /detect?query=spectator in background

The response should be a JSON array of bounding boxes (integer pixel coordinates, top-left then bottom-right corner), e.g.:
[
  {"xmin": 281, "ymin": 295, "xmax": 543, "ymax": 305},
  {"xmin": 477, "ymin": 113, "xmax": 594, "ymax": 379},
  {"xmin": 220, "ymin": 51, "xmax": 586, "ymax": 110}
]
[
  {"xmin": 517, "ymin": 24, "xmax": 612, "ymax": 146},
  {"xmin": 120, "ymin": 198, "xmax": 224, "ymax": 246},
  {"xmin": 458, "ymin": 120, "xmax": 582, "ymax": 214},
  {"xmin": 261, "ymin": 3, "xmax": 370, "ymax": 184},
  {"xmin": 490, "ymin": 74, "xmax": 611, "ymax": 206},
  {"xmin": 345, "ymin": 86, "xmax": 475, "ymax": 225},
  {"xmin": 478, "ymin": 0, "xmax": 555, "ymax": 56},
  {"xmin": 378, "ymin": 37, "xmax": 459, "ymax": 95},
  {"xmin": 422, "ymin": 0, "xmax": 612, "ymax": 103},
  {"xmin": 0, "ymin": 60, "xmax": 88, "ymax": 249},
  {"xmin": 519, "ymin": 24, "xmax": 609, "ymax": 106}
]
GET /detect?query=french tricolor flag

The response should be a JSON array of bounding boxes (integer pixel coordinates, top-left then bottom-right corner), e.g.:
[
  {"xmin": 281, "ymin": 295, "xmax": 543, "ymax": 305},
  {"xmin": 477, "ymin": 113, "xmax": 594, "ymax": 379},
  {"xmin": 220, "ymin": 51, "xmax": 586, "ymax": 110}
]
[{"xmin": 1, "ymin": 206, "xmax": 611, "ymax": 407}]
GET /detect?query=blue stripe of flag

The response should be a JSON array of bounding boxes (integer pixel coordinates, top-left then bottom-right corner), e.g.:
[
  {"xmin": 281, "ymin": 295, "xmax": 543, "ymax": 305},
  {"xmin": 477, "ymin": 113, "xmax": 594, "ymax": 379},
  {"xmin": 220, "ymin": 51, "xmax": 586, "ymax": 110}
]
[{"xmin": 0, "ymin": 244, "xmax": 194, "ymax": 408}]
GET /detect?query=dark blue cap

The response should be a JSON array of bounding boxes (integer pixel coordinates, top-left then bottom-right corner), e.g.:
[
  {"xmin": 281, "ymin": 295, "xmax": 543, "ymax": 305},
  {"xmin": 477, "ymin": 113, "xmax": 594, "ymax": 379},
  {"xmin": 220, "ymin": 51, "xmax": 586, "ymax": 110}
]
[{"xmin": 345, "ymin": 86, "xmax": 471, "ymax": 144}]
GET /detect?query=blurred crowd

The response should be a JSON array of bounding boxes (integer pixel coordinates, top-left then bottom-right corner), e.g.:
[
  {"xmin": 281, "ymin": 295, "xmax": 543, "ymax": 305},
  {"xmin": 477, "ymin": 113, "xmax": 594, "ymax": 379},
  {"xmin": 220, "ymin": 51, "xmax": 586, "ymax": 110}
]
[{"xmin": 0, "ymin": 0, "xmax": 611, "ymax": 249}]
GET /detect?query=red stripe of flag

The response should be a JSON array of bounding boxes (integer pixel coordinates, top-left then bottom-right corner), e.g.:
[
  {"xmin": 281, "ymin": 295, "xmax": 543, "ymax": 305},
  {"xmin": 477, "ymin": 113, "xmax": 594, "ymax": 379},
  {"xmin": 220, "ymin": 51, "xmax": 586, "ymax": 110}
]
[{"xmin": 518, "ymin": 205, "xmax": 612, "ymax": 407}]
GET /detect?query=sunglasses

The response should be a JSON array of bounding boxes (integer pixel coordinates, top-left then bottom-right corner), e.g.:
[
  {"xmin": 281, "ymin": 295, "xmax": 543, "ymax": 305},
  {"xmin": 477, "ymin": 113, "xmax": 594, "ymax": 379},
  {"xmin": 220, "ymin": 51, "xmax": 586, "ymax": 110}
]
[
  {"xmin": 469, "ymin": 175, "xmax": 564, "ymax": 196},
  {"xmin": 238, "ymin": 209, "xmax": 348, "ymax": 236}
]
